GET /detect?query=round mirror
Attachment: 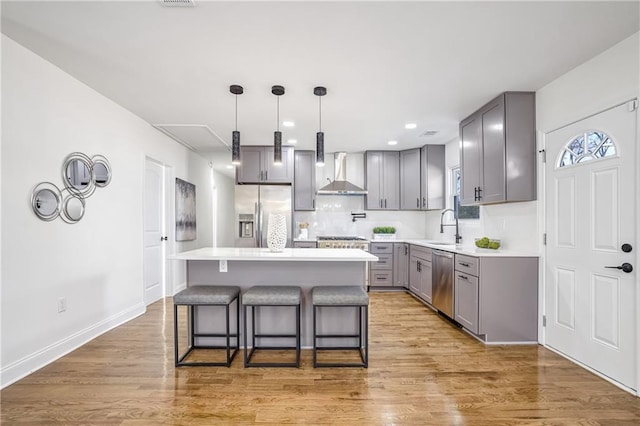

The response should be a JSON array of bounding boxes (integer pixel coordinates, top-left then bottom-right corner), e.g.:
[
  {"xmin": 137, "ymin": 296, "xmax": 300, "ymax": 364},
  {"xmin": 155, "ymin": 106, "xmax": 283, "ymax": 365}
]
[
  {"xmin": 92, "ymin": 155, "xmax": 112, "ymax": 187},
  {"xmin": 60, "ymin": 188, "xmax": 85, "ymax": 224},
  {"xmin": 31, "ymin": 183, "xmax": 62, "ymax": 221},
  {"xmin": 62, "ymin": 152, "xmax": 95, "ymax": 197}
]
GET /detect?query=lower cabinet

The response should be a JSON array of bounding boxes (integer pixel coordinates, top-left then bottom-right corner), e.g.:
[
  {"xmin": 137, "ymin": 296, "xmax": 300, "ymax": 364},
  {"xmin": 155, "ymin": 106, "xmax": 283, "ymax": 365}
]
[
  {"xmin": 454, "ymin": 271, "xmax": 479, "ymax": 334},
  {"xmin": 293, "ymin": 241, "xmax": 317, "ymax": 248},
  {"xmin": 369, "ymin": 242, "xmax": 393, "ymax": 287},
  {"xmin": 393, "ymin": 243, "xmax": 409, "ymax": 288},
  {"xmin": 408, "ymin": 245, "xmax": 432, "ymax": 303},
  {"xmin": 453, "ymin": 253, "xmax": 538, "ymax": 343}
]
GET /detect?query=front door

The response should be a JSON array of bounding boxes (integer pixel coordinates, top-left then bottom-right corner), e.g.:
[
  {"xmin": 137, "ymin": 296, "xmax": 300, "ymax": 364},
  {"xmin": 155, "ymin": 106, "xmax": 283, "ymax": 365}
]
[{"xmin": 545, "ymin": 100, "xmax": 637, "ymax": 391}]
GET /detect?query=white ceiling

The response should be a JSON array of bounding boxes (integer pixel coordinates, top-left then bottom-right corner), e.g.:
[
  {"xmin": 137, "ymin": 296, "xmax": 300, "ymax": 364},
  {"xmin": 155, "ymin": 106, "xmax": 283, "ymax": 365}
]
[{"xmin": 2, "ymin": 1, "xmax": 639, "ymax": 175}]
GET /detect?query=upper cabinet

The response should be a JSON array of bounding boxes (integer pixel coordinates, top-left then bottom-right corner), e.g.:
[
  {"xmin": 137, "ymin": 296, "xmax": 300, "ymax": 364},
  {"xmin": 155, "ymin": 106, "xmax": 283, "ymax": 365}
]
[
  {"xmin": 236, "ymin": 146, "xmax": 294, "ymax": 184},
  {"xmin": 400, "ymin": 148, "xmax": 421, "ymax": 210},
  {"xmin": 460, "ymin": 92, "xmax": 536, "ymax": 205},
  {"xmin": 420, "ymin": 145, "xmax": 445, "ymax": 210},
  {"xmin": 400, "ymin": 146, "xmax": 445, "ymax": 210},
  {"xmin": 365, "ymin": 151, "xmax": 400, "ymax": 210},
  {"xmin": 293, "ymin": 150, "xmax": 315, "ymax": 211}
]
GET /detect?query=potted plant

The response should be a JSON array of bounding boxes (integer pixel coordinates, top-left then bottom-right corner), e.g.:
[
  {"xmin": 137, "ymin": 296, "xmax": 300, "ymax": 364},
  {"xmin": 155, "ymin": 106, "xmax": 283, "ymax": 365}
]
[{"xmin": 373, "ymin": 226, "xmax": 396, "ymax": 240}]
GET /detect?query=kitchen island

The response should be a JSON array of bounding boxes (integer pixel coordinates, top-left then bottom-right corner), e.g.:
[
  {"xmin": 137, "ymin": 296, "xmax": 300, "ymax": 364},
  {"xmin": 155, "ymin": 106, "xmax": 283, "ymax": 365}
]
[{"xmin": 169, "ymin": 247, "xmax": 378, "ymax": 347}]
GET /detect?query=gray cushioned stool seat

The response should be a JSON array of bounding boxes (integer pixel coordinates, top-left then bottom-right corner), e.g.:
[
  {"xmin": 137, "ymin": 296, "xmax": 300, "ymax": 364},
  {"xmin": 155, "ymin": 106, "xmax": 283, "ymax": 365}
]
[
  {"xmin": 242, "ymin": 286, "xmax": 302, "ymax": 305},
  {"xmin": 312, "ymin": 286, "xmax": 369, "ymax": 306},
  {"xmin": 311, "ymin": 285, "xmax": 369, "ymax": 368},
  {"xmin": 243, "ymin": 285, "xmax": 302, "ymax": 368},
  {"xmin": 174, "ymin": 285, "xmax": 240, "ymax": 305},
  {"xmin": 173, "ymin": 285, "xmax": 241, "ymax": 367}
]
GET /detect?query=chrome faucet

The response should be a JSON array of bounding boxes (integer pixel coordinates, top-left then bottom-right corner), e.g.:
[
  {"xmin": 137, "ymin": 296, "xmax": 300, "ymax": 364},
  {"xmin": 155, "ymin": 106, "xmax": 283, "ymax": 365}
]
[{"xmin": 440, "ymin": 209, "xmax": 462, "ymax": 244}]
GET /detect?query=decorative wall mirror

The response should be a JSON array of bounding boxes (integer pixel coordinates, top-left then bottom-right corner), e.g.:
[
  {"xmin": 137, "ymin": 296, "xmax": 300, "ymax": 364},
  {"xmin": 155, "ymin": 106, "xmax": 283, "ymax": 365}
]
[
  {"xmin": 62, "ymin": 152, "xmax": 95, "ymax": 197},
  {"xmin": 92, "ymin": 155, "xmax": 112, "ymax": 187},
  {"xmin": 60, "ymin": 188, "xmax": 85, "ymax": 224},
  {"xmin": 32, "ymin": 152, "xmax": 111, "ymax": 223},
  {"xmin": 31, "ymin": 182, "xmax": 62, "ymax": 221}
]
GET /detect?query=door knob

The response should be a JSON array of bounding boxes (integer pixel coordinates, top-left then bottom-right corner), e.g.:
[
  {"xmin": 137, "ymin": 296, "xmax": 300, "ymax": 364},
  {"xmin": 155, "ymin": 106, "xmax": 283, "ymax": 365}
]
[
  {"xmin": 621, "ymin": 243, "xmax": 632, "ymax": 253},
  {"xmin": 605, "ymin": 263, "xmax": 633, "ymax": 273},
  {"xmin": 161, "ymin": 236, "xmax": 168, "ymax": 241}
]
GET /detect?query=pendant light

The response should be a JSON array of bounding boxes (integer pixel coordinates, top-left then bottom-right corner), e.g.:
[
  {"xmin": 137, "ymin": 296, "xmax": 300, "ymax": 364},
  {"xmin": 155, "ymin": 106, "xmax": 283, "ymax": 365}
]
[
  {"xmin": 272, "ymin": 85, "xmax": 285, "ymax": 165},
  {"xmin": 230, "ymin": 85, "xmax": 243, "ymax": 165},
  {"xmin": 314, "ymin": 86, "xmax": 326, "ymax": 166}
]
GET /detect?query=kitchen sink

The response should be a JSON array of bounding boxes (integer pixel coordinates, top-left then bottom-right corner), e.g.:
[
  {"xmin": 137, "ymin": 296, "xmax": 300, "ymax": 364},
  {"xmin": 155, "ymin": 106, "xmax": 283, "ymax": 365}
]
[{"xmin": 423, "ymin": 241, "xmax": 455, "ymax": 246}]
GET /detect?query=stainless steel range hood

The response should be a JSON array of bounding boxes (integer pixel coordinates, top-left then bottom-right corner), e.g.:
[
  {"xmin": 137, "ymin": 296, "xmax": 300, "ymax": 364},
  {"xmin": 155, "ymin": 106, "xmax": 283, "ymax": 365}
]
[{"xmin": 316, "ymin": 152, "xmax": 368, "ymax": 195}]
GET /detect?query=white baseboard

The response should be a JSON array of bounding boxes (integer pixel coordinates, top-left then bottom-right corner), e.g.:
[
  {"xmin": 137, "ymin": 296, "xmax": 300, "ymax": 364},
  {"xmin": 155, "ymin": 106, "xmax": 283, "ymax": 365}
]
[{"xmin": 0, "ymin": 302, "xmax": 146, "ymax": 389}]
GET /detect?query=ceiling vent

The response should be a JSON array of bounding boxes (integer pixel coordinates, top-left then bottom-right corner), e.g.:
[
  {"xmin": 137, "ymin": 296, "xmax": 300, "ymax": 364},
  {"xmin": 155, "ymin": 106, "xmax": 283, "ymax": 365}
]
[
  {"xmin": 160, "ymin": 0, "xmax": 196, "ymax": 7},
  {"xmin": 419, "ymin": 130, "xmax": 439, "ymax": 138}
]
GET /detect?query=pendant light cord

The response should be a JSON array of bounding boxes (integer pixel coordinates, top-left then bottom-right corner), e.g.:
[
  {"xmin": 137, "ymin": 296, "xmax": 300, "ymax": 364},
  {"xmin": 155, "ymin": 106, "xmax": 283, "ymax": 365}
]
[
  {"xmin": 235, "ymin": 95, "xmax": 238, "ymax": 131},
  {"xmin": 277, "ymin": 96, "xmax": 280, "ymax": 131},
  {"xmin": 319, "ymin": 96, "xmax": 322, "ymax": 132}
]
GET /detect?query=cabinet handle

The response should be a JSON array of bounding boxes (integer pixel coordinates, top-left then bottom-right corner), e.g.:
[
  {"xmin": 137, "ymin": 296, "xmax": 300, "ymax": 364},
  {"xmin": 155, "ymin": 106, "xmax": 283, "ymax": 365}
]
[
  {"xmin": 458, "ymin": 274, "xmax": 469, "ymax": 280},
  {"xmin": 474, "ymin": 187, "xmax": 478, "ymax": 201},
  {"xmin": 422, "ymin": 197, "xmax": 426, "ymax": 208},
  {"xmin": 459, "ymin": 262, "xmax": 470, "ymax": 267},
  {"xmin": 417, "ymin": 198, "xmax": 420, "ymax": 208},
  {"xmin": 380, "ymin": 199, "xmax": 383, "ymax": 208},
  {"xmin": 265, "ymin": 171, "xmax": 268, "ymax": 181},
  {"xmin": 260, "ymin": 170, "xmax": 264, "ymax": 181},
  {"xmin": 417, "ymin": 261, "xmax": 421, "ymax": 272},
  {"xmin": 477, "ymin": 187, "xmax": 482, "ymax": 200},
  {"xmin": 404, "ymin": 246, "xmax": 408, "ymax": 255},
  {"xmin": 312, "ymin": 199, "xmax": 315, "ymax": 209},
  {"xmin": 384, "ymin": 199, "xmax": 387, "ymax": 208}
]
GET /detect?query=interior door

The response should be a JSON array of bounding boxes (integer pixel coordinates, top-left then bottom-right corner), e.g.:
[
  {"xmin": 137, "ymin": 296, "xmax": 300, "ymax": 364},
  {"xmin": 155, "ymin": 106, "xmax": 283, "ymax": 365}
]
[
  {"xmin": 143, "ymin": 159, "xmax": 165, "ymax": 305},
  {"xmin": 545, "ymin": 101, "xmax": 637, "ymax": 391}
]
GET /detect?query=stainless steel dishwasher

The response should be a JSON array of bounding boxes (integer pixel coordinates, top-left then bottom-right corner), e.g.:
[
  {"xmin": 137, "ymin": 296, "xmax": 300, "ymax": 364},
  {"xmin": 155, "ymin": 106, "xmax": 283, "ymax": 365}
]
[{"xmin": 432, "ymin": 250, "xmax": 455, "ymax": 319}]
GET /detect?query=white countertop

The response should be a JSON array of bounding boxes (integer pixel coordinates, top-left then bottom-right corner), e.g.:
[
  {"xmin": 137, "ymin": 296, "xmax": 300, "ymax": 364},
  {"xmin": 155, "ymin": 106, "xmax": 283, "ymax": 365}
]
[
  {"xmin": 387, "ymin": 239, "xmax": 539, "ymax": 258},
  {"xmin": 169, "ymin": 247, "xmax": 379, "ymax": 262}
]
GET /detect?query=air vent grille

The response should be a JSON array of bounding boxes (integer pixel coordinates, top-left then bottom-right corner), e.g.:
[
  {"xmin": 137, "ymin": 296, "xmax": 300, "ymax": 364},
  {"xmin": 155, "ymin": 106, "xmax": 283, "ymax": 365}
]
[
  {"xmin": 419, "ymin": 130, "xmax": 439, "ymax": 137},
  {"xmin": 161, "ymin": 0, "xmax": 196, "ymax": 7}
]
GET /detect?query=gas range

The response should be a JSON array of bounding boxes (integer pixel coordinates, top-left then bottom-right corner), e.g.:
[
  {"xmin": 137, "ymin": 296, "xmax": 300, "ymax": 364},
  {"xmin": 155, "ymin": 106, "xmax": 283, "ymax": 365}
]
[{"xmin": 317, "ymin": 236, "xmax": 370, "ymax": 250}]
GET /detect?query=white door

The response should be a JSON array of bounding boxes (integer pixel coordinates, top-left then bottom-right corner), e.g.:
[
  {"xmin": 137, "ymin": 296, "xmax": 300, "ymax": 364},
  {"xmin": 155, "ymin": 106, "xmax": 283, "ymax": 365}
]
[
  {"xmin": 144, "ymin": 159, "xmax": 166, "ymax": 305},
  {"xmin": 545, "ymin": 101, "xmax": 637, "ymax": 391}
]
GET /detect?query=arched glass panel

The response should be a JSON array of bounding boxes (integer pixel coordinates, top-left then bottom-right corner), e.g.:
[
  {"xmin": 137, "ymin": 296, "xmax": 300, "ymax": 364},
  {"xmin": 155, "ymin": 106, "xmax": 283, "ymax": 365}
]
[{"xmin": 557, "ymin": 130, "xmax": 617, "ymax": 168}]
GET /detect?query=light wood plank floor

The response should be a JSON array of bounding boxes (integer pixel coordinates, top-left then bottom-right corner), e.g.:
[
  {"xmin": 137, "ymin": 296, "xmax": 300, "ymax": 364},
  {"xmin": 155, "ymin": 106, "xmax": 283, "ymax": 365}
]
[{"xmin": 2, "ymin": 292, "xmax": 639, "ymax": 425}]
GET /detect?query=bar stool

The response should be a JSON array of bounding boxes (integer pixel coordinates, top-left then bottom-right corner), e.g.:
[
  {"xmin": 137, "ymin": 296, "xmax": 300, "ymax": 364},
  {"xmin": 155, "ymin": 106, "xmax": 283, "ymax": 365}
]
[
  {"xmin": 173, "ymin": 285, "xmax": 241, "ymax": 367},
  {"xmin": 312, "ymin": 285, "xmax": 369, "ymax": 368},
  {"xmin": 242, "ymin": 286, "xmax": 302, "ymax": 368}
]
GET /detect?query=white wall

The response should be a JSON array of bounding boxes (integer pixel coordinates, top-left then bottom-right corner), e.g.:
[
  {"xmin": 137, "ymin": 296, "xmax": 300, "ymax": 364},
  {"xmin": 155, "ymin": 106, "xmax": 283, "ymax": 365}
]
[
  {"xmin": 0, "ymin": 35, "xmax": 213, "ymax": 388},
  {"xmin": 212, "ymin": 169, "xmax": 235, "ymax": 246}
]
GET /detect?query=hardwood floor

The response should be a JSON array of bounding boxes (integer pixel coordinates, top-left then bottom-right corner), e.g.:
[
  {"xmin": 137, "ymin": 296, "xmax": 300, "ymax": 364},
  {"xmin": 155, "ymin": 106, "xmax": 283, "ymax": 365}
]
[{"xmin": 2, "ymin": 292, "xmax": 639, "ymax": 425}]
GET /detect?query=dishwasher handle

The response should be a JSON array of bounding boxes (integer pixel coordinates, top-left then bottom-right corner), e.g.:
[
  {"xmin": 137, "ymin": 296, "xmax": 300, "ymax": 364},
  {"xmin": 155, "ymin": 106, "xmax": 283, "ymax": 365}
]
[{"xmin": 432, "ymin": 249, "xmax": 454, "ymax": 259}]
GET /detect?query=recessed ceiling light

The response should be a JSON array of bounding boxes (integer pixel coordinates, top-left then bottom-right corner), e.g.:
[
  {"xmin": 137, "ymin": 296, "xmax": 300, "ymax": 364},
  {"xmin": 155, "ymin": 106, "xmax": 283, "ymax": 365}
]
[
  {"xmin": 287, "ymin": 139, "xmax": 297, "ymax": 144},
  {"xmin": 405, "ymin": 123, "xmax": 417, "ymax": 129},
  {"xmin": 282, "ymin": 121, "xmax": 295, "ymax": 127},
  {"xmin": 388, "ymin": 140, "xmax": 398, "ymax": 146}
]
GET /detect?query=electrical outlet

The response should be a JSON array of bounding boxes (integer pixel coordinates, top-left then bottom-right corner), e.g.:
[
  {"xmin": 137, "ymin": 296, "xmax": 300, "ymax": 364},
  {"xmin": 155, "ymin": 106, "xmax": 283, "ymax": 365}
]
[
  {"xmin": 58, "ymin": 297, "xmax": 67, "ymax": 313},
  {"xmin": 219, "ymin": 260, "xmax": 228, "ymax": 272}
]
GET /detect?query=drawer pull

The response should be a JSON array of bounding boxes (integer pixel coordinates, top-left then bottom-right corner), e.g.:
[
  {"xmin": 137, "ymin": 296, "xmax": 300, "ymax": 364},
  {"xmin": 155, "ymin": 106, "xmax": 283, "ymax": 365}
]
[
  {"xmin": 458, "ymin": 274, "xmax": 469, "ymax": 280},
  {"xmin": 459, "ymin": 262, "xmax": 470, "ymax": 267}
]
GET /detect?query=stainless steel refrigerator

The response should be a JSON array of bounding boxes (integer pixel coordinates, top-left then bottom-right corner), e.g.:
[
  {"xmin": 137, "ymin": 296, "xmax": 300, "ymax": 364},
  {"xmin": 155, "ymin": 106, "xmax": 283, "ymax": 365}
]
[{"xmin": 234, "ymin": 185, "xmax": 292, "ymax": 248}]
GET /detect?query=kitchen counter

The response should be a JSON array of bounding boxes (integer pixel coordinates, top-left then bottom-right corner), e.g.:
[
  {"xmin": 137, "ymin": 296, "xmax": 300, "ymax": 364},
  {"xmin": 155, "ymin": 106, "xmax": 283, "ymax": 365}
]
[
  {"xmin": 372, "ymin": 239, "xmax": 539, "ymax": 257},
  {"xmin": 169, "ymin": 247, "xmax": 377, "ymax": 262},
  {"xmin": 169, "ymin": 247, "xmax": 376, "ymax": 347}
]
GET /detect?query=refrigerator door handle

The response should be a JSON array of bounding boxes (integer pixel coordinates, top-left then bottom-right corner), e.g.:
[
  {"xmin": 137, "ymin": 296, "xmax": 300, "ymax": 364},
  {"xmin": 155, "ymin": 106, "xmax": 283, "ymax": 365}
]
[
  {"xmin": 254, "ymin": 202, "xmax": 260, "ymax": 247},
  {"xmin": 258, "ymin": 202, "xmax": 264, "ymax": 247}
]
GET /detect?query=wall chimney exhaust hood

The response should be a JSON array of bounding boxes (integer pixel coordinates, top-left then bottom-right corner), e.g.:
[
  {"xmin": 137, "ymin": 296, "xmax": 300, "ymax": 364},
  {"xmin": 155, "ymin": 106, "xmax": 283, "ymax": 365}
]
[{"xmin": 316, "ymin": 152, "xmax": 368, "ymax": 195}]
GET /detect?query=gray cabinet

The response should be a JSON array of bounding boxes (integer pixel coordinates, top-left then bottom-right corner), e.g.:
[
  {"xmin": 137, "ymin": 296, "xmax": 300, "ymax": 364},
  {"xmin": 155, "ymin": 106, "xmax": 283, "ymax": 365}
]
[
  {"xmin": 236, "ymin": 146, "xmax": 294, "ymax": 184},
  {"xmin": 454, "ymin": 254, "xmax": 479, "ymax": 333},
  {"xmin": 400, "ymin": 149, "xmax": 421, "ymax": 210},
  {"xmin": 408, "ymin": 245, "xmax": 432, "ymax": 303},
  {"xmin": 369, "ymin": 242, "xmax": 394, "ymax": 287},
  {"xmin": 293, "ymin": 241, "xmax": 316, "ymax": 248},
  {"xmin": 293, "ymin": 150, "xmax": 315, "ymax": 210},
  {"xmin": 453, "ymin": 253, "xmax": 538, "ymax": 343},
  {"xmin": 365, "ymin": 151, "xmax": 400, "ymax": 210},
  {"xmin": 460, "ymin": 92, "xmax": 536, "ymax": 205},
  {"xmin": 393, "ymin": 243, "xmax": 409, "ymax": 288},
  {"xmin": 420, "ymin": 145, "xmax": 445, "ymax": 210}
]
